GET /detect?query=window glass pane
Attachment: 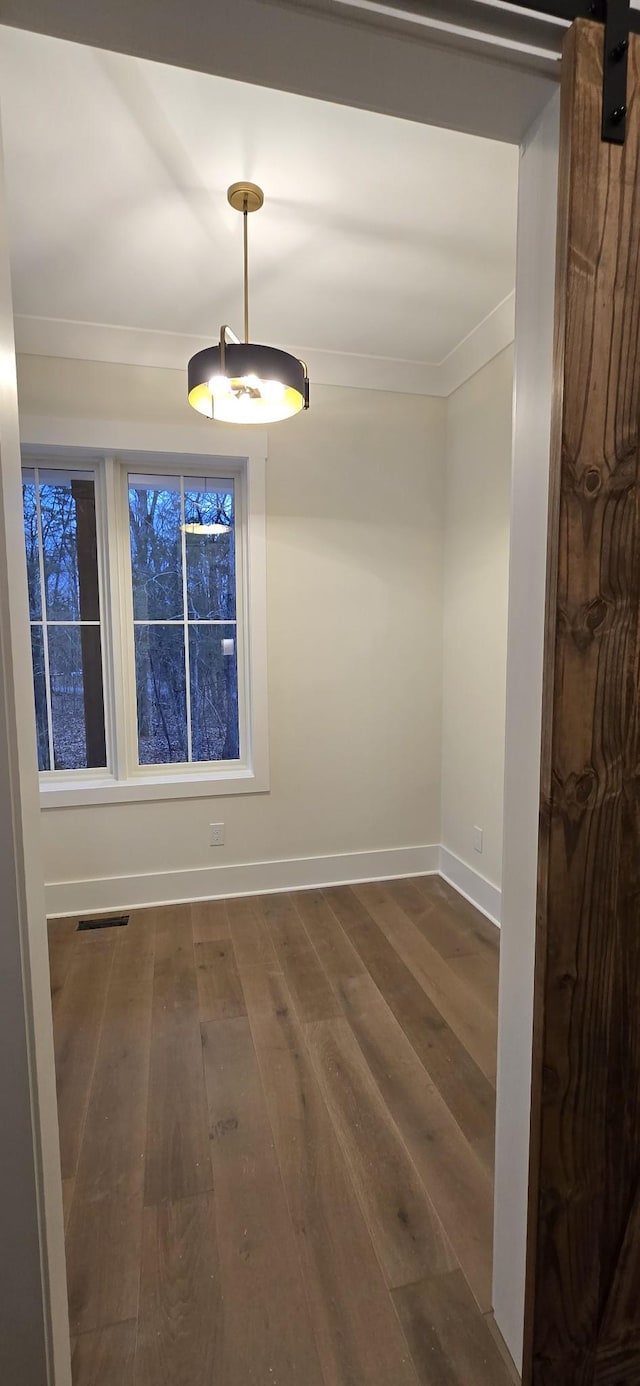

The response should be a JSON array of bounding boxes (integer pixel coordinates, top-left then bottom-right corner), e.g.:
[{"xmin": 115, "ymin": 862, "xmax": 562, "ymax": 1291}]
[
  {"xmin": 184, "ymin": 479, "xmax": 236, "ymax": 620},
  {"xmin": 22, "ymin": 469, "xmax": 41, "ymax": 619},
  {"xmin": 135, "ymin": 624, "xmax": 188, "ymax": 764},
  {"xmin": 39, "ymin": 469, "xmax": 98, "ymax": 621},
  {"xmin": 129, "ymin": 477, "xmax": 183, "ymax": 621},
  {"xmin": 30, "ymin": 626, "xmax": 50, "ymax": 771},
  {"xmin": 48, "ymin": 625, "xmax": 107, "ymax": 770},
  {"xmin": 189, "ymin": 624, "xmax": 239, "ymax": 762}
]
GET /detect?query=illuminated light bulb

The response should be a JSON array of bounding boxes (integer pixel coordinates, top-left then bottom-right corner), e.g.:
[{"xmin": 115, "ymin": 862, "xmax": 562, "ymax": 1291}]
[
  {"xmin": 259, "ymin": 379, "xmax": 286, "ymax": 404},
  {"xmin": 208, "ymin": 374, "xmax": 230, "ymax": 397}
]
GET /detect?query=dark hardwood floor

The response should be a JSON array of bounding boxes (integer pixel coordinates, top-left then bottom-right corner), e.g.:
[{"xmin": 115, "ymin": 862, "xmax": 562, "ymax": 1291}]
[{"xmin": 48, "ymin": 875, "xmax": 516, "ymax": 1386}]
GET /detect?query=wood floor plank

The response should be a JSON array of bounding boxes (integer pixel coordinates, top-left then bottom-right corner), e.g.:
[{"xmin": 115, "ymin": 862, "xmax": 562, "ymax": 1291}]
[
  {"xmin": 66, "ymin": 1189, "xmax": 144, "ymax": 1335},
  {"xmin": 409, "ymin": 876, "xmax": 500, "ymax": 955},
  {"xmin": 337, "ymin": 972, "xmax": 494, "ymax": 1310},
  {"xmin": 190, "ymin": 898, "xmax": 229, "ymax": 943},
  {"xmin": 292, "ymin": 888, "xmax": 367, "ymax": 985},
  {"xmin": 53, "ymin": 935, "xmax": 115, "ymax": 1179},
  {"xmin": 385, "ymin": 879, "xmax": 481, "ymax": 961},
  {"xmin": 306, "ymin": 1016, "xmax": 456, "ymax": 1290},
  {"xmin": 354, "ymin": 882, "xmax": 497, "ymax": 1082},
  {"xmin": 393, "ymin": 1271, "xmax": 515, "ymax": 1386},
  {"xmin": 249, "ymin": 1006, "xmax": 422, "ymax": 1385},
  {"xmin": 326, "ymin": 887, "xmax": 496, "ymax": 1151},
  {"xmin": 201, "ymin": 1016, "xmax": 325, "ymax": 1385},
  {"xmin": 66, "ymin": 915, "xmax": 156, "ymax": 1332},
  {"xmin": 144, "ymin": 1022, "xmax": 212, "ymax": 1206},
  {"xmin": 237, "ymin": 964, "xmax": 301, "ymax": 1052},
  {"xmin": 152, "ymin": 906, "xmax": 198, "ymax": 1033},
  {"xmin": 257, "ymin": 893, "xmax": 342, "ymax": 1022},
  {"xmin": 47, "ymin": 916, "xmax": 78, "ymax": 1014},
  {"xmin": 72, "ymin": 1319, "xmax": 137, "ymax": 1386},
  {"xmin": 62, "ymin": 1176, "xmax": 75, "ymax": 1231},
  {"xmin": 195, "ymin": 939, "xmax": 246, "ymax": 1021},
  {"xmin": 448, "ymin": 950, "xmax": 499, "ymax": 1015},
  {"xmin": 226, "ymin": 895, "xmax": 280, "ymax": 971},
  {"xmin": 134, "ymin": 1193, "xmax": 219, "ymax": 1386}
]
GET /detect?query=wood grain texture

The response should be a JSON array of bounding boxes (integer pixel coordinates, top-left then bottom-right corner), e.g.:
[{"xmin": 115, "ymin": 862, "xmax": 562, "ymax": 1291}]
[
  {"xmin": 226, "ymin": 894, "xmax": 280, "ymax": 971},
  {"xmin": 194, "ymin": 939, "xmax": 246, "ymax": 1021},
  {"xmin": 50, "ymin": 881, "xmax": 501, "ymax": 1382},
  {"xmin": 53, "ymin": 935, "xmax": 115, "ymax": 1178},
  {"xmin": 394, "ymin": 1271, "xmax": 515, "ymax": 1386},
  {"xmin": 354, "ymin": 882, "xmax": 497, "ymax": 1082},
  {"xmin": 328, "ymin": 887, "xmax": 496, "ymax": 1151},
  {"xmin": 336, "ymin": 973, "xmax": 494, "ymax": 1308},
  {"xmin": 527, "ymin": 19, "xmax": 640, "ymax": 1386},
  {"xmin": 71, "ymin": 1320, "xmax": 137, "ymax": 1386},
  {"xmin": 306, "ymin": 1016, "xmax": 456, "ymax": 1290},
  {"xmin": 47, "ymin": 916, "xmax": 78, "ymax": 1014},
  {"xmin": 245, "ymin": 969, "xmax": 421, "ymax": 1385},
  {"xmin": 144, "ymin": 1023, "xmax": 212, "ymax": 1206},
  {"xmin": 66, "ymin": 914, "xmax": 155, "ymax": 1331},
  {"xmin": 389, "ymin": 878, "xmax": 499, "ymax": 962},
  {"xmin": 151, "ymin": 906, "xmax": 198, "ymax": 1033},
  {"xmin": 201, "ymin": 1016, "xmax": 324, "ymax": 1385},
  {"xmin": 291, "ymin": 887, "xmax": 367, "ymax": 985},
  {"xmin": 257, "ymin": 892, "xmax": 342, "ymax": 1022},
  {"xmin": 190, "ymin": 898, "xmax": 229, "ymax": 943},
  {"xmin": 135, "ymin": 1194, "xmax": 219, "ymax": 1386}
]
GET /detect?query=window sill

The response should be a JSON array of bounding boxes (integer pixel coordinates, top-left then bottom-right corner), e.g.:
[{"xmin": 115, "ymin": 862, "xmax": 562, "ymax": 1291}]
[{"xmin": 39, "ymin": 766, "xmax": 269, "ymax": 809}]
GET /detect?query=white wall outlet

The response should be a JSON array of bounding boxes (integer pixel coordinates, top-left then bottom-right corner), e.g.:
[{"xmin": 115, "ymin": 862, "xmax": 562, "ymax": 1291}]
[
  {"xmin": 209, "ymin": 822, "xmax": 225, "ymax": 847},
  {"xmin": 473, "ymin": 825, "xmax": 483, "ymax": 854}
]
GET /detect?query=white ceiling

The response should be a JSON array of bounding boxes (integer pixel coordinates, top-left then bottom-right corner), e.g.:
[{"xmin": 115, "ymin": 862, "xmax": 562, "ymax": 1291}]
[{"xmin": 0, "ymin": 25, "xmax": 519, "ymax": 392}]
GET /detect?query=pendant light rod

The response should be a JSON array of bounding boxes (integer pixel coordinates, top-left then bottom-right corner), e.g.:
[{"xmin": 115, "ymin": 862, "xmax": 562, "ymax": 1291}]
[
  {"xmin": 227, "ymin": 181, "xmax": 264, "ymax": 343},
  {"xmin": 243, "ymin": 206, "xmax": 249, "ymax": 343}
]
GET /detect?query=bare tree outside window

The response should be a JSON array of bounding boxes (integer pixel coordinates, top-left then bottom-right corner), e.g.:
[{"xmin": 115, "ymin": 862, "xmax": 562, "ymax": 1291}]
[
  {"xmin": 22, "ymin": 466, "xmax": 106, "ymax": 771},
  {"xmin": 22, "ymin": 460, "xmax": 242, "ymax": 778},
  {"xmin": 128, "ymin": 473, "xmax": 239, "ymax": 766}
]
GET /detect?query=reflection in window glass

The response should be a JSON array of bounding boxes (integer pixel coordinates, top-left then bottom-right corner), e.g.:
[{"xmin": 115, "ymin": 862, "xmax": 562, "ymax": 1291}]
[
  {"xmin": 185, "ymin": 483, "xmax": 235, "ymax": 620},
  {"xmin": 128, "ymin": 472, "xmax": 240, "ymax": 766}
]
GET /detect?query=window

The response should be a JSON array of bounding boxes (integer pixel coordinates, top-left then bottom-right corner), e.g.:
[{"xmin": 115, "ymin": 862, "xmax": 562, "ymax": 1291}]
[
  {"xmin": 128, "ymin": 473, "xmax": 239, "ymax": 766},
  {"xmin": 23, "ymin": 465, "xmax": 107, "ymax": 773},
  {"xmin": 21, "ymin": 446, "xmax": 268, "ymax": 806}
]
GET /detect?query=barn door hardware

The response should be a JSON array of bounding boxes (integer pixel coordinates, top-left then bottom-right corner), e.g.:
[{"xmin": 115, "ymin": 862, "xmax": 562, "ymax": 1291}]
[{"xmin": 506, "ymin": 0, "xmax": 637, "ymax": 142}]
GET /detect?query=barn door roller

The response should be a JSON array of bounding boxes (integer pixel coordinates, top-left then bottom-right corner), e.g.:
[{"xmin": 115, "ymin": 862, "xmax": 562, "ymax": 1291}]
[{"xmin": 507, "ymin": 0, "xmax": 635, "ymax": 142}]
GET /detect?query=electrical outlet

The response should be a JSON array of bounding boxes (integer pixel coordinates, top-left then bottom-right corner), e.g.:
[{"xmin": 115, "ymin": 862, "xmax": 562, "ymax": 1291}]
[
  {"xmin": 209, "ymin": 822, "xmax": 225, "ymax": 847},
  {"xmin": 473, "ymin": 825, "xmax": 483, "ymax": 854}
]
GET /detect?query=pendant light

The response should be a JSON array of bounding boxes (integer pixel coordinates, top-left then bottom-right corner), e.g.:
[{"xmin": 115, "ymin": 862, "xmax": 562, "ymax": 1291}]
[{"xmin": 188, "ymin": 182, "xmax": 309, "ymax": 424}]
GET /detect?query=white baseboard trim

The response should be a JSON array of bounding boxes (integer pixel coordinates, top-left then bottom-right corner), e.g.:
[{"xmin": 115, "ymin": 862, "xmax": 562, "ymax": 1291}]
[
  {"xmin": 45, "ymin": 844, "xmax": 440, "ymax": 918},
  {"xmin": 439, "ymin": 846, "xmax": 501, "ymax": 927}
]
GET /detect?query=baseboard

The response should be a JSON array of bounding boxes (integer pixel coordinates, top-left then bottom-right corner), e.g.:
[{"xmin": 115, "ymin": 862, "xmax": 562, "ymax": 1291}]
[
  {"xmin": 45, "ymin": 844, "xmax": 440, "ymax": 918},
  {"xmin": 439, "ymin": 846, "xmax": 501, "ymax": 927}
]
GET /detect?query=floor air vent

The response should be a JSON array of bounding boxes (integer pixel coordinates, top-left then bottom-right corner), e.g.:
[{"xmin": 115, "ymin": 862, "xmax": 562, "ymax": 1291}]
[{"xmin": 77, "ymin": 914, "xmax": 130, "ymax": 932}]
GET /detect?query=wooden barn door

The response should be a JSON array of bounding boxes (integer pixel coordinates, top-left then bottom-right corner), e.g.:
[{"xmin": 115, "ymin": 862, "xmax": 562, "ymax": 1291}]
[{"xmin": 526, "ymin": 16, "xmax": 640, "ymax": 1386}]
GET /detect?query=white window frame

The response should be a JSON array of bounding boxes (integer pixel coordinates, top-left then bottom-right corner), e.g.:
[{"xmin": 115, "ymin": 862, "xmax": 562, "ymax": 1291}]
[{"xmin": 20, "ymin": 418, "xmax": 269, "ymax": 809}]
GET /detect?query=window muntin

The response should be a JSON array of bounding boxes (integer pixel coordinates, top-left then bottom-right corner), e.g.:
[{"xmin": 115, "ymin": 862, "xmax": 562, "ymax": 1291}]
[
  {"xmin": 22, "ymin": 465, "xmax": 107, "ymax": 772},
  {"xmin": 127, "ymin": 473, "xmax": 239, "ymax": 767},
  {"xmin": 21, "ymin": 456, "xmax": 246, "ymax": 784}
]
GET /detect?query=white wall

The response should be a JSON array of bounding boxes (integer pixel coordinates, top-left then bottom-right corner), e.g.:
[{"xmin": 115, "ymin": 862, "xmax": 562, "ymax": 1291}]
[
  {"xmin": 17, "ymin": 355, "xmax": 446, "ymax": 908},
  {"xmin": 440, "ymin": 346, "xmax": 513, "ymax": 905}
]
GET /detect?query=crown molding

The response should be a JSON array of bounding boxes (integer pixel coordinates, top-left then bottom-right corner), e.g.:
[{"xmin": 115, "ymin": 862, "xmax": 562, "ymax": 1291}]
[
  {"xmin": 439, "ymin": 292, "xmax": 515, "ymax": 395},
  {"xmin": 14, "ymin": 304, "xmax": 515, "ymax": 398}
]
